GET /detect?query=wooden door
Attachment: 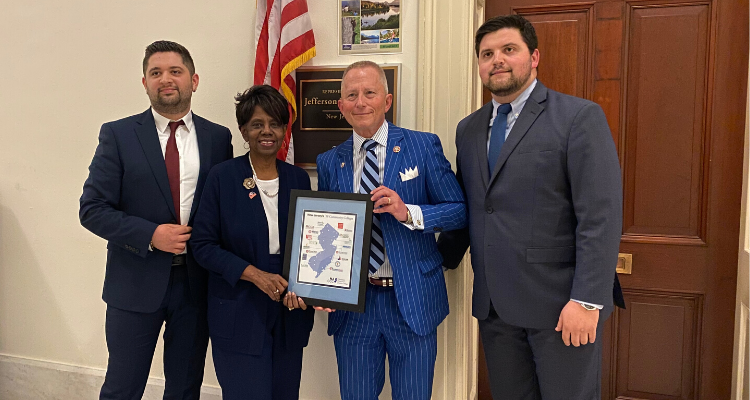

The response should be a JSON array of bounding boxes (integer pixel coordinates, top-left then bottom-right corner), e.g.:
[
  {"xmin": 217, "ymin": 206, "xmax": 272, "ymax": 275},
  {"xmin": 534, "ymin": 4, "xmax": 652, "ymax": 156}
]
[{"xmin": 478, "ymin": 0, "xmax": 748, "ymax": 398}]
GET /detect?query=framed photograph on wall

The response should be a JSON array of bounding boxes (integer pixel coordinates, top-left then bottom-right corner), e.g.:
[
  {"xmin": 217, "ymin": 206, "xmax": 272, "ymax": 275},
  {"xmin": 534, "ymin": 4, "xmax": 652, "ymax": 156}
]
[
  {"xmin": 339, "ymin": 0, "xmax": 402, "ymax": 55},
  {"xmin": 291, "ymin": 64, "xmax": 401, "ymax": 168}
]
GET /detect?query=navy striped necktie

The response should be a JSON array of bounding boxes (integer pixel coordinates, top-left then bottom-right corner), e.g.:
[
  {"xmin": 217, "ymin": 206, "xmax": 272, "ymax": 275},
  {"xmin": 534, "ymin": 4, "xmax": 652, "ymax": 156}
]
[
  {"xmin": 488, "ymin": 103, "xmax": 512, "ymax": 173},
  {"xmin": 360, "ymin": 139, "xmax": 384, "ymax": 275}
]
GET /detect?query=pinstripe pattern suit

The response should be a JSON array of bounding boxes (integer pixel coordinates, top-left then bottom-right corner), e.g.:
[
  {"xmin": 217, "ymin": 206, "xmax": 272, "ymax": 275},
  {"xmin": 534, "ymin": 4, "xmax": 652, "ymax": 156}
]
[{"xmin": 316, "ymin": 122, "xmax": 466, "ymax": 399}]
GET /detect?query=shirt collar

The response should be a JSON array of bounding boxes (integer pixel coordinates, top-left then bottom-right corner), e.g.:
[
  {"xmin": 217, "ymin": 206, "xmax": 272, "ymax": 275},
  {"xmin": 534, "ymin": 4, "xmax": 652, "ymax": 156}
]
[
  {"xmin": 152, "ymin": 108, "xmax": 194, "ymax": 134},
  {"xmin": 353, "ymin": 120, "xmax": 389, "ymax": 153},
  {"xmin": 490, "ymin": 79, "xmax": 537, "ymax": 126}
]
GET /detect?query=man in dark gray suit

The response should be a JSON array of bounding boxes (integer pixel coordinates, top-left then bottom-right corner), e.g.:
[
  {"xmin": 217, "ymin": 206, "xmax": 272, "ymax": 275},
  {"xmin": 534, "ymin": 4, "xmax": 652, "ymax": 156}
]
[{"xmin": 438, "ymin": 14, "xmax": 625, "ymax": 400}]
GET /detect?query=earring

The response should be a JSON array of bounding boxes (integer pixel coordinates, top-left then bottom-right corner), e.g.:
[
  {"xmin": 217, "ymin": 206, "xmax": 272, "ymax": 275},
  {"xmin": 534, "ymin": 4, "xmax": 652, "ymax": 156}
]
[{"xmin": 243, "ymin": 141, "xmax": 250, "ymax": 149}]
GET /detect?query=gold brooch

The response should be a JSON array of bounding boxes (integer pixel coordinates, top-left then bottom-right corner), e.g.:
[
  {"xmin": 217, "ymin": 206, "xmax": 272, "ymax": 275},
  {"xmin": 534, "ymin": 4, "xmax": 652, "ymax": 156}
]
[
  {"xmin": 341, "ymin": 162, "xmax": 345, "ymax": 168},
  {"xmin": 243, "ymin": 177, "xmax": 256, "ymax": 189},
  {"xmin": 393, "ymin": 146, "xmax": 401, "ymax": 153}
]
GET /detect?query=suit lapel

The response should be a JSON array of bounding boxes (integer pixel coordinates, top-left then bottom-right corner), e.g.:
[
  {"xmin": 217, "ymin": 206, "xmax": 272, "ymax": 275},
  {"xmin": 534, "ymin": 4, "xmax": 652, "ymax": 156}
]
[
  {"xmin": 488, "ymin": 83, "xmax": 547, "ymax": 187},
  {"xmin": 383, "ymin": 123, "xmax": 404, "ymax": 189},
  {"xmin": 335, "ymin": 138, "xmax": 355, "ymax": 193},
  {"xmin": 190, "ymin": 113, "xmax": 213, "ymax": 222},
  {"xmin": 471, "ymin": 102, "xmax": 495, "ymax": 189},
  {"xmin": 135, "ymin": 109, "xmax": 178, "ymax": 221},
  {"xmin": 241, "ymin": 154, "xmax": 270, "ymax": 251}
]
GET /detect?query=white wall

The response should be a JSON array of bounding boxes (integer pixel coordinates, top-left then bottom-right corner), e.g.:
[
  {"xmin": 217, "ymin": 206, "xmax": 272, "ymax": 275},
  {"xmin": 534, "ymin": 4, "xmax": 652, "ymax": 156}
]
[{"xmin": 0, "ymin": 1, "xmax": 418, "ymax": 398}]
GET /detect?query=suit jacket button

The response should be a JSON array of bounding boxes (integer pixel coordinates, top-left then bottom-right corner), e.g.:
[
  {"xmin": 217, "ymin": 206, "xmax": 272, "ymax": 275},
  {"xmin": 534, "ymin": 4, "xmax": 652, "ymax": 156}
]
[
  {"xmin": 434, "ymin": 227, "xmax": 442, "ymax": 232},
  {"xmin": 486, "ymin": 207, "xmax": 493, "ymax": 214}
]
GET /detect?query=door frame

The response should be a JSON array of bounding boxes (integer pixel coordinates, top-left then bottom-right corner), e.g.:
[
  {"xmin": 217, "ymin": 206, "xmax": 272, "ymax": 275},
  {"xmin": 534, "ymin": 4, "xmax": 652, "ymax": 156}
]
[{"xmin": 415, "ymin": 0, "xmax": 486, "ymax": 399}]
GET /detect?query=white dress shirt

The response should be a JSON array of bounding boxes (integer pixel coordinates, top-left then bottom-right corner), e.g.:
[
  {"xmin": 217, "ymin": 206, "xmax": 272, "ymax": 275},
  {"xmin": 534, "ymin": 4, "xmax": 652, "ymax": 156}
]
[
  {"xmin": 254, "ymin": 172, "xmax": 281, "ymax": 255},
  {"xmin": 152, "ymin": 108, "xmax": 201, "ymax": 254},
  {"xmin": 352, "ymin": 120, "xmax": 424, "ymax": 278}
]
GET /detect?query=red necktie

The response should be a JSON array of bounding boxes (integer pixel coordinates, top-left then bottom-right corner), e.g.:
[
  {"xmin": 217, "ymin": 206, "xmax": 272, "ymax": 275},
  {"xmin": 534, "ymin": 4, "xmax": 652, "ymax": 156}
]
[{"xmin": 166, "ymin": 120, "xmax": 185, "ymax": 224}]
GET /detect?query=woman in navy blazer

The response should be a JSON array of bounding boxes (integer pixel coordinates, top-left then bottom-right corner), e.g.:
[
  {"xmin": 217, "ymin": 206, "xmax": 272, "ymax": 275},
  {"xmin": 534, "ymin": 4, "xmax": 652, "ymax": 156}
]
[{"xmin": 191, "ymin": 85, "xmax": 314, "ymax": 400}]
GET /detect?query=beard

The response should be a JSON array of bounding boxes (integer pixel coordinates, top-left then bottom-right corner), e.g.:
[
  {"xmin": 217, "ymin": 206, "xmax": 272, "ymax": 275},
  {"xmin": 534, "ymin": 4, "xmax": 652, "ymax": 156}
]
[
  {"xmin": 148, "ymin": 86, "xmax": 191, "ymax": 115},
  {"xmin": 482, "ymin": 66, "xmax": 532, "ymax": 98}
]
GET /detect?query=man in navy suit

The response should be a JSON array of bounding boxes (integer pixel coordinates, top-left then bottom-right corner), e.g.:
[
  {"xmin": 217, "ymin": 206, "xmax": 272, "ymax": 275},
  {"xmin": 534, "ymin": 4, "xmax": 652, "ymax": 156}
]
[
  {"xmin": 80, "ymin": 41, "xmax": 233, "ymax": 399},
  {"xmin": 438, "ymin": 15, "xmax": 624, "ymax": 399},
  {"xmin": 316, "ymin": 61, "xmax": 466, "ymax": 400}
]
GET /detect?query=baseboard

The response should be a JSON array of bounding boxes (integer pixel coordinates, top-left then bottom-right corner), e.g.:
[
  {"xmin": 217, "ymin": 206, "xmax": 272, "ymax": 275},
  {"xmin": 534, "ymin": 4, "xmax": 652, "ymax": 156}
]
[
  {"xmin": 0, "ymin": 354, "xmax": 222, "ymax": 400},
  {"xmin": 733, "ymin": 303, "xmax": 749, "ymax": 400}
]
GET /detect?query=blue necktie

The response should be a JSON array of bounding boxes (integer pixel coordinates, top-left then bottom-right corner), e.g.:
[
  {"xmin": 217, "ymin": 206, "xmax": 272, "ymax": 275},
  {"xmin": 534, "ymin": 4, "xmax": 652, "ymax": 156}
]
[
  {"xmin": 359, "ymin": 139, "xmax": 385, "ymax": 275},
  {"xmin": 488, "ymin": 103, "xmax": 513, "ymax": 173}
]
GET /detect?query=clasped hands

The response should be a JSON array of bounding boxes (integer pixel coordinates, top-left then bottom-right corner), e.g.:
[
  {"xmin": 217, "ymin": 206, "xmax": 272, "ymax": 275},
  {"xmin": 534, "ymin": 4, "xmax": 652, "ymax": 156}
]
[{"xmin": 239, "ymin": 265, "xmax": 307, "ymax": 310}]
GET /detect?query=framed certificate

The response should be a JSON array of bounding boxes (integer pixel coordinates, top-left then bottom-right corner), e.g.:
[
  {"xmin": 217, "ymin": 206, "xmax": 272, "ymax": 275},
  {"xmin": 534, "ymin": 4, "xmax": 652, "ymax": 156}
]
[{"xmin": 282, "ymin": 190, "xmax": 373, "ymax": 312}]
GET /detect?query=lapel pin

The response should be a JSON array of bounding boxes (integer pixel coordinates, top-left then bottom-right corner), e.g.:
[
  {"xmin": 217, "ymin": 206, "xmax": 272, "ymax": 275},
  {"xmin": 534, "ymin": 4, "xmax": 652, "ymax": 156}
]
[
  {"xmin": 249, "ymin": 192, "xmax": 257, "ymax": 199},
  {"xmin": 341, "ymin": 162, "xmax": 345, "ymax": 168},
  {"xmin": 393, "ymin": 146, "xmax": 401, "ymax": 153},
  {"xmin": 243, "ymin": 177, "xmax": 256, "ymax": 189}
]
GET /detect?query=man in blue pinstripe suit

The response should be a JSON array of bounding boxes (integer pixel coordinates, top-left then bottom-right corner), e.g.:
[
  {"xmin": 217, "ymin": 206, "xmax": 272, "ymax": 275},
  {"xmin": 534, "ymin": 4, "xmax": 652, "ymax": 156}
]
[{"xmin": 316, "ymin": 61, "xmax": 467, "ymax": 400}]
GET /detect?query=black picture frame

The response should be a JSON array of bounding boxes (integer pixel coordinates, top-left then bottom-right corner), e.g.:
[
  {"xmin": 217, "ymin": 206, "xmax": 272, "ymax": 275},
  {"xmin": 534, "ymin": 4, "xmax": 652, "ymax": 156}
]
[{"xmin": 282, "ymin": 190, "xmax": 373, "ymax": 312}]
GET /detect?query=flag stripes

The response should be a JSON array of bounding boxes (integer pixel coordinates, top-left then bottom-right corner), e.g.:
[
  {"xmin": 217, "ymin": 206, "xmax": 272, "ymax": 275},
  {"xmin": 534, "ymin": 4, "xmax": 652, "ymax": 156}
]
[{"xmin": 254, "ymin": 0, "xmax": 316, "ymax": 163}]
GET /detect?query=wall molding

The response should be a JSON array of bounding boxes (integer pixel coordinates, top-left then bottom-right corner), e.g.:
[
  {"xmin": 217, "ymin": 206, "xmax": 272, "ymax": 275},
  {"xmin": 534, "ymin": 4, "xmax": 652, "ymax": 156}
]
[
  {"xmin": 731, "ymin": 30, "xmax": 750, "ymax": 399},
  {"xmin": 733, "ymin": 304, "xmax": 749, "ymax": 399},
  {"xmin": 0, "ymin": 354, "xmax": 223, "ymax": 400},
  {"xmin": 416, "ymin": 1, "xmax": 484, "ymax": 399}
]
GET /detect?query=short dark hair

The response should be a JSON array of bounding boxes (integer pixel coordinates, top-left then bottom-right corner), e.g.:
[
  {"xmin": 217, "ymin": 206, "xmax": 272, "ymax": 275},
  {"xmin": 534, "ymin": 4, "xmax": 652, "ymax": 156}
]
[
  {"xmin": 235, "ymin": 85, "xmax": 290, "ymax": 129},
  {"xmin": 475, "ymin": 15, "xmax": 538, "ymax": 57},
  {"xmin": 142, "ymin": 40, "xmax": 195, "ymax": 76}
]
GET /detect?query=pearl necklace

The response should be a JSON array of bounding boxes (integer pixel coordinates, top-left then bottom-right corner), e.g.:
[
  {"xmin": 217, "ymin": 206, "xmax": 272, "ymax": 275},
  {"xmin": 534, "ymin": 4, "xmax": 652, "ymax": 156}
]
[{"xmin": 248, "ymin": 156, "xmax": 279, "ymax": 198}]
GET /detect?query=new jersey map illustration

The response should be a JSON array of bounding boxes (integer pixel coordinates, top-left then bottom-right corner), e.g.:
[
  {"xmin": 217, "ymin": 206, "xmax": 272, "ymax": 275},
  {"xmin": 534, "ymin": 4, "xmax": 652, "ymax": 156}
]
[{"xmin": 297, "ymin": 211, "xmax": 357, "ymax": 289}]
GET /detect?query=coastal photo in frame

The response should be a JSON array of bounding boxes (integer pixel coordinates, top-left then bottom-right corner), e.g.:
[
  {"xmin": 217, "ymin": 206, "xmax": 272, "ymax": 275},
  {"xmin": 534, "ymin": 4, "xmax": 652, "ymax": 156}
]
[
  {"xmin": 340, "ymin": 0, "xmax": 401, "ymax": 54},
  {"xmin": 291, "ymin": 64, "xmax": 400, "ymax": 168},
  {"xmin": 282, "ymin": 190, "xmax": 373, "ymax": 312}
]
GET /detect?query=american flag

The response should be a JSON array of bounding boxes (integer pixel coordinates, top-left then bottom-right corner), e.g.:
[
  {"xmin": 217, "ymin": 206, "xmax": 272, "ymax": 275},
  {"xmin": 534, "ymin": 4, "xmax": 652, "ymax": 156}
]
[{"xmin": 254, "ymin": 0, "xmax": 316, "ymax": 164}]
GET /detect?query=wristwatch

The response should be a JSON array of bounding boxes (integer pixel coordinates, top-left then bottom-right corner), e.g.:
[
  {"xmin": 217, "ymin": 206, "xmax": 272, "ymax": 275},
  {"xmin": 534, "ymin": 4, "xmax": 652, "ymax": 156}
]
[{"xmin": 579, "ymin": 303, "xmax": 597, "ymax": 311}]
